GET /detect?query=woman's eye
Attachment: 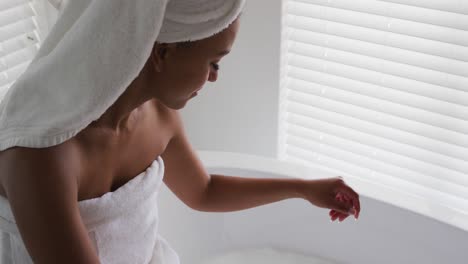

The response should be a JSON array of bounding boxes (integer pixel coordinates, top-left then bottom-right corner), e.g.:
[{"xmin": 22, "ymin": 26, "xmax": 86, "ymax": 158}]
[{"xmin": 211, "ymin": 63, "xmax": 220, "ymax": 71}]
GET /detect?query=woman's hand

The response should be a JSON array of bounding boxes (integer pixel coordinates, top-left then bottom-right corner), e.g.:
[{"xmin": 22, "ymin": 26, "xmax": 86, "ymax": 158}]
[{"xmin": 300, "ymin": 177, "xmax": 361, "ymax": 222}]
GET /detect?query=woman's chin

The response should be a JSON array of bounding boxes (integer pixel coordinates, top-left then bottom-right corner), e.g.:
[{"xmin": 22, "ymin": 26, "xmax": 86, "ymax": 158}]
[
  {"xmin": 163, "ymin": 94, "xmax": 198, "ymax": 110},
  {"xmin": 157, "ymin": 99, "xmax": 185, "ymax": 110}
]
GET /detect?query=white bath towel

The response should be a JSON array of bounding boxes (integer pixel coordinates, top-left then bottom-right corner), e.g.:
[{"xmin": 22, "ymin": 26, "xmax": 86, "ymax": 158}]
[
  {"xmin": 0, "ymin": 156, "xmax": 179, "ymax": 264},
  {"xmin": 0, "ymin": 0, "xmax": 245, "ymax": 151}
]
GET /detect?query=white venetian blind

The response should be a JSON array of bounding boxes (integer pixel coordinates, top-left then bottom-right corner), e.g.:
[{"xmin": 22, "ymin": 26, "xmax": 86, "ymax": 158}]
[
  {"xmin": 279, "ymin": 0, "xmax": 468, "ymax": 230},
  {"xmin": 0, "ymin": 0, "xmax": 40, "ymax": 100}
]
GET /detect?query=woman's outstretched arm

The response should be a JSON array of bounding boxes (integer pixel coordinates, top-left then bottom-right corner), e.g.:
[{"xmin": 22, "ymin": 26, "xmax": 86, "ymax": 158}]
[
  {"xmin": 199, "ymin": 174, "xmax": 360, "ymax": 220},
  {"xmin": 161, "ymin": 110, "xmax": 360, "ymax": 221},
  {"xmin": 0, "ymin": 146, "xmax": 100, "ymax": 264}
]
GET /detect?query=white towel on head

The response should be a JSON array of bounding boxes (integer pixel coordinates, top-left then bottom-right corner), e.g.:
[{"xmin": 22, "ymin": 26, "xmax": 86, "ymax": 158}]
[{"xmin": 0, "ymin": 0, "xmax": 245, "ymax": 152}]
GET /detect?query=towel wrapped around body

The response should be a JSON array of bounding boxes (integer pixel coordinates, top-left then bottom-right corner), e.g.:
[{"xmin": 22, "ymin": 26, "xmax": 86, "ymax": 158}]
[{"xmin": 0, "ymin": 156, "xmax": 179, "ymax": 264}]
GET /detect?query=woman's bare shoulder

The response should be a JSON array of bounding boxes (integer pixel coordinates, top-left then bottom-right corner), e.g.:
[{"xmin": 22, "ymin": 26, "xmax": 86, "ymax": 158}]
[
  {"xmin": 0, "ymin": 141, "xmax": 82, "ymax": 198},
  {"xmin": 0, "ymin": 143, "xmax": 100, "ymax": 263}
]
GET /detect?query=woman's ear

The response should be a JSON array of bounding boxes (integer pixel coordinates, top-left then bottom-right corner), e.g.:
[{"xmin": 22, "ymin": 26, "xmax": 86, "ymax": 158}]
[{"xmin": 151, "ymin": 43, "xmax": 169, "ymax": 72}]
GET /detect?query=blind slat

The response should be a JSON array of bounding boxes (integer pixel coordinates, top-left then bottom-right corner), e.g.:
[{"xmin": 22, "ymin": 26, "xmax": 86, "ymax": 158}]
[
  {"xmin": 288, "ymin": 2, "xmax": 468, "ymax": 46},
  {"xmin": 289, "ymin": 30, "xmax": 468, "ymax": 76},
  {"xmin": 0, "ymin": 17, "xmax": 36, "ymax": 42},
  {"xmin": 288, "ymin": 53, "xmax": 468, "ymax": 94},
  {"xmin": 294, "ymin": 0, "xmax": 468, "ymax": 31},
  {"xmin": 286, "ymin": 115, "xmax": 468, "ymax": 179},
  {"xmin": 0, "ymin": 3, "xmax": 34, "ymax": 28},
  {"xmin": 0, "ymin": 31, "xmax": 39, "ymax": 57},
  {"xmin": 286, "ymin": 15, "xmax": 468, "ymax": 62},
  {"xmin": 379, "ymin": 0, "xmax": 468, "ymax": 16},
  {"xmin": 0, "ymin": 61, "xmax": 30, "ymax": 87},
  {"xmin": 287, "ymin": 65, "xmax": 468, "ymax": 108},
  {"xmin": 287, "ymin": 92, "xmax": 468, "ymax": 145},
  {"xmin": 286, "ymin": 99, "xmax": 468, "ymax": 154},
  {"xmin": 289, "ymin": 44, "xmax": 468, "ymax": 93},
  {"xmin": 0, "ymin": 44, "xmax": 38, "ymax": 72},
  {"xmin": 0, "ymin": 0, "xmax": 29, "ymax": 12},
  {"xmin": 288, "ymin": 77, "xmax": 468, "ymax": 122}
]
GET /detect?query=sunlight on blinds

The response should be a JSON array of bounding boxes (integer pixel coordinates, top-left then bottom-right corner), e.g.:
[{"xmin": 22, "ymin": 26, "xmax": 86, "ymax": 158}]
[{"xmin": 279, "ymin": 0, "xmax": 468, "ymax": 231}]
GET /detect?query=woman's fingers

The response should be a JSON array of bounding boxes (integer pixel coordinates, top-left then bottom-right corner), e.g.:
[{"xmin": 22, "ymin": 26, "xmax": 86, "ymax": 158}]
[
  {"xmin": 336, "ymin": 185, "xmax": 361, "ymax": 219},
  {"xmin": 329, "ymin": 210, "xmax": 350, "ymax": 222},
  {"xmin": 323, "ymin": 177, "xmax": 362, "ymax": 222},
  {"xmin": 341, "ymin": 186, "xmax": 361, "ymax": 219},
  {"xmin": 330, "ymin": 210, "xmax": 340, "ymax": 221},
  {"xmin": 333, "ymin": 193, "xmax": 353, "ymax": 215},
  {"xmin": 338, "ymin": 213, "xmax": 349, "ymax": 222},
  {"xmin": 352, "ymin": 194, "xmax": 361, "ymax": 219},
  {"xmin": 346, "ymin": 193, "xmax": 360, "ymax": 219},
  {"xmin": 342, "ymin": 195, "xmax": 356, "ymax": 215}
]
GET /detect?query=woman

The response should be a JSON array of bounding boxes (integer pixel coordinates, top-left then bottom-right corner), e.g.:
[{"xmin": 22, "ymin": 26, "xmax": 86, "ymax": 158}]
[{"xmin": 0, "ymin": 0, "xmax": 360, "ymax": 263}]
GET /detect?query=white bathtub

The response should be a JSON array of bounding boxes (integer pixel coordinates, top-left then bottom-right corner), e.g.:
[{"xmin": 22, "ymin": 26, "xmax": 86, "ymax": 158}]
[{"xmin": 158, "ymin": 151, "xmax": 468, "ymax": 264}]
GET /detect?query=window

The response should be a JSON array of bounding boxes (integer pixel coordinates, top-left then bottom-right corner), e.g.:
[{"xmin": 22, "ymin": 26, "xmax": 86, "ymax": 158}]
[
  {"xmin": 0, "ymin": 0, "xmax": 59, "ymax": 102},
  {"xmin": 279, "ymin": 0, "xmax": 468, "ymax": 230}
]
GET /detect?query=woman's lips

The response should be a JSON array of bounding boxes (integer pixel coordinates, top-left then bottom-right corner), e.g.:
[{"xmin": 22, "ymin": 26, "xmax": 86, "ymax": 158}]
[
  {"xmin": 193, "ymin": 88, "xmax": 202, "ymax": 96},
  {"xmin": 190, "ymin": 88, "xmax": 202, "ymax": 98}
]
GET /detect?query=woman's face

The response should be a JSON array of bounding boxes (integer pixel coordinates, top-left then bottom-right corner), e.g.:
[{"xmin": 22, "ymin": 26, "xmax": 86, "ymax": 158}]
[{"xmin": 149, "ymin": 18, "xmax": 241, "ymax": 109}]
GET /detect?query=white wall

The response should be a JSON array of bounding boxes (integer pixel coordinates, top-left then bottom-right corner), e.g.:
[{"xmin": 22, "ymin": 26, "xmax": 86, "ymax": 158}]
[{"xmin": 180, "ymin": 0, "xmax": 283, "ymax": 158}]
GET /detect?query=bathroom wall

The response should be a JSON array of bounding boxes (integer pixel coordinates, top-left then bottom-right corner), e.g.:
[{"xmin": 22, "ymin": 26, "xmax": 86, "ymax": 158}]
[{"xmin": 179, "ymin": 0, "xmax": 283, "ymax": 159}]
